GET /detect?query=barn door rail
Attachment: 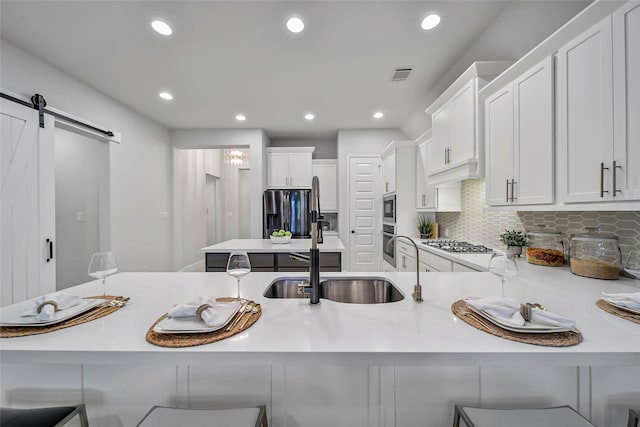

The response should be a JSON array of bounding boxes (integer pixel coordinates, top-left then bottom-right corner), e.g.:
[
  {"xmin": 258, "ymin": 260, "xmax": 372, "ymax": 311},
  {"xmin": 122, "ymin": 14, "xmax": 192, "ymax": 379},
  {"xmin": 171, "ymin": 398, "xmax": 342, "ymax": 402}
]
[{"xmin": 0, "ymin": 91, "xmax": 114, "ymax": 137}]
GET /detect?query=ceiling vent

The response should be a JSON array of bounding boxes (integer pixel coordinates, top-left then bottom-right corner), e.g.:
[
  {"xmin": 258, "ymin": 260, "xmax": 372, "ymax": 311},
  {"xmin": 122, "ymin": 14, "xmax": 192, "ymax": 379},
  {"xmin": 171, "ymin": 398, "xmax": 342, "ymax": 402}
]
[{"xmin": 390, "ymin": 67, "xmax": 413, "ymax": 82}]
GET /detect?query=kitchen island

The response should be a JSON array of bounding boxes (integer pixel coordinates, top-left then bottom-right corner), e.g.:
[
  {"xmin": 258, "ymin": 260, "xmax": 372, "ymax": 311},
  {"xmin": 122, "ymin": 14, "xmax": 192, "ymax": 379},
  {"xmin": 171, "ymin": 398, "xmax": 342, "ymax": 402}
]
[
  {"xmin": 1, "ymin": 264, "xmax": 638, "ymax": 426},
  {"xmin": 201, "ymin": 236, "xmax": 346, "ymax": 272}
]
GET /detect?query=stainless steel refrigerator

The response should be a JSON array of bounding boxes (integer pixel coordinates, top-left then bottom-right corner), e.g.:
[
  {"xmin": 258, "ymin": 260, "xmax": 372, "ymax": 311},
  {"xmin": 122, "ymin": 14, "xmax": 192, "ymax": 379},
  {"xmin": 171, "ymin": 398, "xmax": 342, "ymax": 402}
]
[{"xmin": 263, "ymin": 190, "xmax": 311, "ymax": 238}]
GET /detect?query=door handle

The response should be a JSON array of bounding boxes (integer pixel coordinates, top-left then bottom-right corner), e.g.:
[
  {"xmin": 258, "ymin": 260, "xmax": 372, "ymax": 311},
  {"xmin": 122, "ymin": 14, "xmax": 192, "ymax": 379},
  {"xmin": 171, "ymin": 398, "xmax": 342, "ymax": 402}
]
[
  {"xmin": 351, "ymin": 230, "xmax": 356, "ymax": 234},
  {"xmin": 46, "ymin": 238, "xmax": 53, "ymax": 262},
  {"xmin": 422, "ymin": 194, "xmax": 425, "ymax": 206}
]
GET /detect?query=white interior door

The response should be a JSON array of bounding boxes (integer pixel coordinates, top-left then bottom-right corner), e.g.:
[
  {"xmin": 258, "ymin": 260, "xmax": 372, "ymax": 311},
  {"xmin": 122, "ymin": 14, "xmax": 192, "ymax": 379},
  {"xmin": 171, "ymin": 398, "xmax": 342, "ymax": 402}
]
[
  {"xmin": 348, "ymin": 156, "xmax": 381, "ymax": 272},
  {"xmin": 1, "ymin": 99, "xmax": 55, "ymax": 305}
]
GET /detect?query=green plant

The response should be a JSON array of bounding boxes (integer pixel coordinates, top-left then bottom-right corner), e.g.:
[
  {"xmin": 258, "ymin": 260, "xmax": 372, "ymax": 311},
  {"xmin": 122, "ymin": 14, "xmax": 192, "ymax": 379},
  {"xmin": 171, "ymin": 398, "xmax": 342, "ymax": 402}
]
[
  {"xmin": 416, "ymin": 215, "xmax": 434, "ymax": 237},
  {"xmin": 499, "ymin": 229, "xmax": 531, "ymax": 247}
]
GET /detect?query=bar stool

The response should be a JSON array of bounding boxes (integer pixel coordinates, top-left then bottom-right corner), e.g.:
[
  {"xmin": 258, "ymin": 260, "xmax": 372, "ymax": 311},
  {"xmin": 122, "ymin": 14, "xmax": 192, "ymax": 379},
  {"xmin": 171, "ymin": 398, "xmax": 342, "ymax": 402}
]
[
  {"xmin": 0, "ymin": 404, "xmax": 89, "ymax": 427},
  {"xmin": 629, "ymin": 408, "xmax": 640, "ymax": 427},
  {"xmin": 453, "ymin": 404, "xmax": 594, "ymax": 427},
  {"xmin": 137, "ymin": 405, "xmax": 268, "ymax": 427}
]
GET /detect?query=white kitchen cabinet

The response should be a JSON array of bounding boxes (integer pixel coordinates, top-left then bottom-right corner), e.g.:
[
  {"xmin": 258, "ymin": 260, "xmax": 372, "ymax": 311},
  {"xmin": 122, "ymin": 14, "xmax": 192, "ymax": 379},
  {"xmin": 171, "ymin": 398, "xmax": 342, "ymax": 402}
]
[
  {"xmin": 425, "ymin": 61, "xmax": 512, "ymax": 185},
  {"xmin": 485, "ymin": 57, "xmax": 554, "ymax": 207},
  {"xmin": 416, "ymin": 132, "xmax": 437, "ymax": 210},
  {"xmin": 382, "ymin": 147, "xmax": 396, "ymax": 194},
  {"xmin": 266, "ymin": 147, "xmax": 314, "ymax": 189},
  {"xmin": 557, "ymin": 17, "xmax": 614, "ymax": 203},
  {"xmin": 452, "ymin": 262, "xmax": 481, "ymax": 272},
  {"xmin": 613, "ymin": 1, "xmax": 640, "ymax": 201},
  {"xmin": 397, "ymin": 241, "xmax": 416, "ymax": 273},
  {"xmin": 419, "ymin": 248, "xmax": 453, "ymax": 272},
  {"xmin": 312, "ymin": 159, "xmax": 338, "ymax": 212}
]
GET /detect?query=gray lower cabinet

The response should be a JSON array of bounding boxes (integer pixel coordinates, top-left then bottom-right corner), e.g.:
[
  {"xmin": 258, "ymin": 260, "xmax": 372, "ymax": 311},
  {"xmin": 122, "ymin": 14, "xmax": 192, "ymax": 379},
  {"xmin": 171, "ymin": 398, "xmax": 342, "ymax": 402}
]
[{"xmin": 205, "ymin": 252, "xmax": 341, "ymax": 272}]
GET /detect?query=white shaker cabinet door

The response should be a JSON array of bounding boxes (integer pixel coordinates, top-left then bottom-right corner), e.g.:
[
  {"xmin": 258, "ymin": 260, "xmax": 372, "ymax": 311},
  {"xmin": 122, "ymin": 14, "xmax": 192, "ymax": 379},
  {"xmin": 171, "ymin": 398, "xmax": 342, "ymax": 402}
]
[
  {"xmin": 449, "ymin": 80, "xmax": 476, "ymax": 164},
  {"xmin": 382, "ymin": 148, "xmax": 396, "ymax": 194},
  {"xmin": 312, "ymin": 160, "xmax": 338, "ymax": 211},
  {"xmin": 514, "ymin": 56, "xmax": 554, "ymax": 205},
  {"xmin": 416, "ymin": 140, "xmax": 436, "ymax": 209},
  {"xmin": 557, "ymin": 17, "xmax": 614, "ymax": 203},
  {"xmin": 287, "ymin": 152, "xmax": 312, "ymax": 188},
  {"xmin": 429, "ymin": 104, "xmax": 450, "ymax": 174},
  {"xmin": 267, "ymin": 152, "xmax": 289, "ymax": 188},
  {"xmin": 485, "ymin": 84, "xmax": 515, "ymax": 206},
  {"xmin": 613, "ymin": 1, "xmax": 640, "ymax": 201}
]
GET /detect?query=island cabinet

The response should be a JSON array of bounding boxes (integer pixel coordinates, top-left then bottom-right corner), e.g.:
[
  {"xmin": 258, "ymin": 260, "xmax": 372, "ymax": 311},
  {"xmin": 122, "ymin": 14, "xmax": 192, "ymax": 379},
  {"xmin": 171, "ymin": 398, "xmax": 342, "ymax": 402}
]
[
  {"xmin": 558, "ymin": 6, "xmax": 640, "ymax": 203},
  {"xmin": 266, "ymin": 147, "xmax": 314, "ymax": 189},
  {"xmin": 485, "ymin": 57, "xmax": 554, "ymax": 207},
  {"xmin": 425, "ymin": 61, "xmax": 512, "ymax": 185},
  {"xmin": 205, "ymin": 252, "xmax": 341, "ymax": 272}
]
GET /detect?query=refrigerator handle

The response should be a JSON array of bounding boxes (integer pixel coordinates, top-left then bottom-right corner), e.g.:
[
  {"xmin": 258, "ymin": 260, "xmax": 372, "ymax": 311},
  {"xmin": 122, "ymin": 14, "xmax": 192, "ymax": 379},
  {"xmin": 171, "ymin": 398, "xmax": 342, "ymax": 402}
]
[{"xmin": 284, "ymin": 192, "xmax": 290, "ymax": 231}]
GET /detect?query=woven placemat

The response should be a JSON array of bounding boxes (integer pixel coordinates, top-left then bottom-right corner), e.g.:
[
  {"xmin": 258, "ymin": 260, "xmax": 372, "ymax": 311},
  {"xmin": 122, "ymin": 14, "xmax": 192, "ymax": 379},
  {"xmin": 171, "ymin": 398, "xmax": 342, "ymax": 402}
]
[
  {"xmin": 451, "ymin": 300, "xmax": 582, "ymax": 347},
  {"xmin": 0, "ymin": 295, "xmax": 127, "ymax": 338},
  {"xmin": 596, "ymin": 299, "xmax": 640, "ymax": 324},
  {"xmin": 146, "ymin": 298, "xmax": 262, "ymax": 348}
]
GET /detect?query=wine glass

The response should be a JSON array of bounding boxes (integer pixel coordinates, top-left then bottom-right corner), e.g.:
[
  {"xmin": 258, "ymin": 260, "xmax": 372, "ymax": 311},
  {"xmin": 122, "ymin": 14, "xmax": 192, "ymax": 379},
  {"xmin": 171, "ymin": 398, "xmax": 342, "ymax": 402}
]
[
  {"xmin": 625, "ymin": 251, "xmax": 640, "ymax": 279},
  {"xmin": 489, "ymin": 252, "xmax": 518, "ymax": 297},
  {"xmin": 88, "ymin": 252, "xmax": 118, "ymax": 304},
  {"xmin": 226, "ymin": 251, "xmax": 251, "ymax": 299}
]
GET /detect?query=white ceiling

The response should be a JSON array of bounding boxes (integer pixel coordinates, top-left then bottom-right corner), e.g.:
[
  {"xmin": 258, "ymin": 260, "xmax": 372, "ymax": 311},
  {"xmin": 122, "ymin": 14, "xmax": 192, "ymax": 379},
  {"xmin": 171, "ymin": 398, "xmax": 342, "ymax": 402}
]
[{"xmin": 0, "ymin": 1, "xmax": 566, "ymax": 139}]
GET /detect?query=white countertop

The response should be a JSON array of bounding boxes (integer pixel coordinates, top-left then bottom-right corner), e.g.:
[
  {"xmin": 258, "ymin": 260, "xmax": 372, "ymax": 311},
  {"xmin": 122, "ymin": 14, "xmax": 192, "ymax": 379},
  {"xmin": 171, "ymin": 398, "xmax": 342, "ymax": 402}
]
[
  {"xmin": 2, "ymin": 261, "xmax": 639, "ymax": 367},
  {"xmin": 201, "ymin": 236, "xmax": 346, "ymax": 253}
]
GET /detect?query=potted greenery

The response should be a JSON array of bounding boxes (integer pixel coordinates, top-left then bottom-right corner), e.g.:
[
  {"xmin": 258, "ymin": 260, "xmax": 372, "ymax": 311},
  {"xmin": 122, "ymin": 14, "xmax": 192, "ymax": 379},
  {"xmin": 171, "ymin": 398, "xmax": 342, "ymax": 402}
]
[
  {"xmin": 499, "ymin": 229, "xmax": 531, "ymax": 257},
  {"xmin": 416, "ymin": 215, "xmax": 434, "ymax": 239}
]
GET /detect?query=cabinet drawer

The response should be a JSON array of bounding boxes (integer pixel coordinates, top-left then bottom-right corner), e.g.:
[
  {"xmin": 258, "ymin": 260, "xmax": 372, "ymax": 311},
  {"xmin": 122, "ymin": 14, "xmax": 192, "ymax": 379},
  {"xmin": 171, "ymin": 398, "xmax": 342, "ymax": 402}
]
[
  {"xmin": 248, "ymin": 253, "xmax": 275, "ymax": 268},
  {"xmin": 419, "ymin": 250, "xmax": 453, "ymax": 272},
  {"xmin": 276, "ymin": 252, "xmax": 341, "ymax": 269},
  {"xmin": 397, "ymin": 242, "xmax": 414, "ymax": 256},
  {"xmin": 206, "ymin": 253, "xmax": 229, "ymax": 269},
  {"xmin": 452, "ymin": 262, "xmax": 480, "ymax": 272}
]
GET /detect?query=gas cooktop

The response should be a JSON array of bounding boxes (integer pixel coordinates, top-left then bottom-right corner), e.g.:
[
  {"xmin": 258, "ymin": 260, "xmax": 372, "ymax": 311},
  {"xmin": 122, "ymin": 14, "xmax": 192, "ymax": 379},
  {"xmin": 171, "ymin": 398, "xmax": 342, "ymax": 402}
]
[{"xmin": 420, "ymin": 239, "xmax": 493, "ymax": 254}]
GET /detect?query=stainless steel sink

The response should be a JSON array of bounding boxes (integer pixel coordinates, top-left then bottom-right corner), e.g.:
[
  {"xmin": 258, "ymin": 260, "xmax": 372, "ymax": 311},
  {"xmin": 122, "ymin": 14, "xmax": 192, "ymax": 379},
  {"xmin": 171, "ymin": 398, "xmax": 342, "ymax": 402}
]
[{"xmin": 263, "ymin": 277, "xmax": 404, "ymax": 304}]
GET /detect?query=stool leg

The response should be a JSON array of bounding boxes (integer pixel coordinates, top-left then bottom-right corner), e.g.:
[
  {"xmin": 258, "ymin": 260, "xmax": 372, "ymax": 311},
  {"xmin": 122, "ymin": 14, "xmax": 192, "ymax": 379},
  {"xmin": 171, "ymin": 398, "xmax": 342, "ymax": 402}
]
[
  {"xmin": 629, "ymin": 409, "xmax": 639, "ymax": 427},
  {"xmin": 78, "ymin": 404, "xmax": 90, "ymax": 427}
]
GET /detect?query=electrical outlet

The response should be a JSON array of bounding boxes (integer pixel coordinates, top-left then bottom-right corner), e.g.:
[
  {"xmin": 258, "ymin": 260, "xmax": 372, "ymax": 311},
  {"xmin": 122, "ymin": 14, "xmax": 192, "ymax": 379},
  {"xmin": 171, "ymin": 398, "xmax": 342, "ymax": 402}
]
[
  {"xmin": 76, "ymin": 211, "xmax": 84, "ymax": 222},
  {"xmin": 444, "ymin": 228, "xmax": 450, "ymax": 237}
]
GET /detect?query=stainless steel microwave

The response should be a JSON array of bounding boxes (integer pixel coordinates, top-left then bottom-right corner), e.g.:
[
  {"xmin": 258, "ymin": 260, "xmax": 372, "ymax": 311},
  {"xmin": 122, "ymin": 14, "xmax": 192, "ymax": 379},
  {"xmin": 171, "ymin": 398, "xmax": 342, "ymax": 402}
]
[{"xmin": 383, "ymin": 194, "xmax": 396, "ymax": 223}]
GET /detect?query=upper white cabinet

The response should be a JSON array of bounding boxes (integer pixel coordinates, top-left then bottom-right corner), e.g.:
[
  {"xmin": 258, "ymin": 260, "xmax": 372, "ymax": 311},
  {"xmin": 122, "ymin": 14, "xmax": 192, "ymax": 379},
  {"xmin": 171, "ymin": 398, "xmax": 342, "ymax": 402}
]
[
  {"xmin": 425, "ymin": 61, "xmax": 513, "ymax": 185},
  {"xmin": 558, "ymin": 7, "xmax": 640, "ymax": 204},
  {"xmin": 613, "ymin": 1, "xmax": 640, "ymax": 201},
  {"xmin": 485, "ymin": 57, "xmax": 554, "ymax": 207},
  {"xmin": 382, "ymin": 147, "xmax": 397, "ymax": 194},
  {"xmin": 266, "ymin": 147, "xmax": 314, "ymax": 189},
  {"xmin": 416, "ymin": 132, "xmax": 437, "ymax": 210},
  {"xmin": 312, "ymin": 159, "xmax": 338, "ymax": 212}
]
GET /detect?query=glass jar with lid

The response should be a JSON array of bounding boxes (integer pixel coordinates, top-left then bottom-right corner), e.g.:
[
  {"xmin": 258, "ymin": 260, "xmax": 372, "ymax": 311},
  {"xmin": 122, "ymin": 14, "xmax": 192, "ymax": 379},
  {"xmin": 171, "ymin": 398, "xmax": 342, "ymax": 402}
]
[
  {"xmin": 525, "ymin": 225, "xmax": 565, "ymax": 267},
  {"xmin": 569, "ymin": 229, "xmax": 622, "ymax": 280}
]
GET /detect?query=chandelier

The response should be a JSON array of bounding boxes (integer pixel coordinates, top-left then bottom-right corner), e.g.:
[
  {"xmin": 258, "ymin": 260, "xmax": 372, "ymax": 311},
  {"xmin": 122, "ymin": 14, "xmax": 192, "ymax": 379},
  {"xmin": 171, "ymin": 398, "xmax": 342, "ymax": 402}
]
[{"xmin": 223, "ymin": 149, "xmax": 249, "ymax": 168}]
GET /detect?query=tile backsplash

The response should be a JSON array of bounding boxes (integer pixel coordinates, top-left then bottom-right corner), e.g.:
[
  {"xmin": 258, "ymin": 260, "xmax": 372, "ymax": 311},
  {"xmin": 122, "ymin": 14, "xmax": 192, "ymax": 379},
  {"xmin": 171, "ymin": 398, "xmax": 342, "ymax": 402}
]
[{"xmin": 436, "ymin": 179, "xmax": 640, "ymax": 258}]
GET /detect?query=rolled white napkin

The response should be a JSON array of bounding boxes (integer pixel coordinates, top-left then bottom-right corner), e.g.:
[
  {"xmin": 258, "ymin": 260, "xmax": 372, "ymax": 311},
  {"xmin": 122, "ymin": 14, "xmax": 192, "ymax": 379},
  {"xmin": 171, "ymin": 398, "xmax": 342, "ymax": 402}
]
[
  {"xmin": 601, "ymin": 292, "xmax": 640, "ymax": 311},
  {"xmin": 466, "ymin": 297, "xmax": 576, "ymax": 328},
  {"xmin": 168, "ymin": 297, "xmax": 241, "ymax": 327},
  {"xmin": 21, "ymin": 292, "xmax": 83, "ymax": 321}
]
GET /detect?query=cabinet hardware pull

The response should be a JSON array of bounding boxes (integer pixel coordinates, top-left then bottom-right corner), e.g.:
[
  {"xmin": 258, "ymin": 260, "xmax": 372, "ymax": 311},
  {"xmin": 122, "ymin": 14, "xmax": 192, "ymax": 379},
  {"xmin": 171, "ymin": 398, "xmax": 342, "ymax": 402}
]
[
  {"xmin": 444, "ymin": 148, "xmax": 447, "ymax": 165},
  {"xmin": 46, "ymin": 238, "xmax": 53, "ymax": 262},
  {"xmin": 510, "ymin": 179, "xmax": 517, "ymax": 202},
  {"xmin": 447, "ymin": 147, "xmax": 451, "ymax": 164},
  {"xmin": 613, "ymin": 160, "xmax": 622, "ymax": 196},
  {"xmin": 506, "ymin": 179, "xmax": 510, "ymax": 203},
  {"xmin": 600, "ymin": 162, "xmax": 609, "ymax": 197},
  {"xmin": 386, "ymin": 182, "xmax": 389, "ymax": 192},
  {"xmin": 289, "ymin": 176, "xmax": 292, "ymax": 186},
  {"xmin": 422, "ymin": 194, "xmax": 425, "ymax": 206}
]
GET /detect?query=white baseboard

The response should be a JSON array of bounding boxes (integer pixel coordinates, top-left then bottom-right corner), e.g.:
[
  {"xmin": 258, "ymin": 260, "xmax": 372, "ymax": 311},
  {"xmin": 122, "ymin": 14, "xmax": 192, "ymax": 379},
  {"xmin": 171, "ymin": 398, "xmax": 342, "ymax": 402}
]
[{"xmin": 179, "ymin": 259, "xmax": 205, "ymax": 272}]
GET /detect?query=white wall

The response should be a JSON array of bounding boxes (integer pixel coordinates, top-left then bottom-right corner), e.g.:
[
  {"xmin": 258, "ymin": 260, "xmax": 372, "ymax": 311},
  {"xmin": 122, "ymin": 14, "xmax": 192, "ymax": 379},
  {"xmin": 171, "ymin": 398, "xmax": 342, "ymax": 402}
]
[
  {"xmin": 337, "ymin": 129, "xmax": 407, "ymax": 270},
  {"xmin": 400, "ymin": 0, "xmax": 591, "ymax": 139},
  {"xmin": 1, "ymin": 38, "xmax": 173, "ymax": 272},
  {"xmin": 171, "ymin": 129, "xmax": 268, "ymax": 267},
  {"xmin": 54, "ymin": 128, "xmax": 103, "ymax": 289},
  {"xmin": 270, "ymin": 138, "xmax": 338, "ymax": 159}
]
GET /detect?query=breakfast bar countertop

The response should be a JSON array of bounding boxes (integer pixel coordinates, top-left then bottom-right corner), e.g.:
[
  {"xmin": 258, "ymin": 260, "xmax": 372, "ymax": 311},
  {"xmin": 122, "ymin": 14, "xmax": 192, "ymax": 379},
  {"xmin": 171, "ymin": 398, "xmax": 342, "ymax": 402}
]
[
  {"xmin": 201, "ymin": 236, "xmax": 346, "ymax": 253},
  {"xmin": 1, "ymin": 261, "xmax": 639, "ymax": 367}
]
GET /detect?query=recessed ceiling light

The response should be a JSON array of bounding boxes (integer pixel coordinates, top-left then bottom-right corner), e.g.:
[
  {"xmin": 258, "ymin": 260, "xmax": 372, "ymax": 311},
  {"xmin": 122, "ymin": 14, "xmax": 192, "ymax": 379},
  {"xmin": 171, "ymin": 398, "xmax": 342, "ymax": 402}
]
[
  {"xmin": 287, "ymin": 17, "xmax": 305, "ymax": 33},
  {"xmin": 304, "ymin": 113, "xmax": 315, "ymax": 121},
  {"xmin": 235, "ymin": 114, "xmax": 246, "ymax": 122},
  {"xmin": 151, "ymin": 20, "xmax": 173, "ymax": 36},
  {"xmin": 159, "ymin": 92, "xmax": 173, "ymax": 101},
  {"xmin": 421, "ymin": 14, "xmax": 441, "ymax": 30},
  {"xmin": 373, "ymin": 112, "xmax": 384, "ymax": 119}
]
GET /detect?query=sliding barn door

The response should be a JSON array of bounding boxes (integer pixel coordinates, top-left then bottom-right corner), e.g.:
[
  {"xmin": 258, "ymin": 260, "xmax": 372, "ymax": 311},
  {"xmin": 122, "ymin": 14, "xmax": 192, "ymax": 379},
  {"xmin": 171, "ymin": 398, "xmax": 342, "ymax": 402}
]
[{"xmin": 1, "ymin": 98, "xmax": 55, "ymax": 305}]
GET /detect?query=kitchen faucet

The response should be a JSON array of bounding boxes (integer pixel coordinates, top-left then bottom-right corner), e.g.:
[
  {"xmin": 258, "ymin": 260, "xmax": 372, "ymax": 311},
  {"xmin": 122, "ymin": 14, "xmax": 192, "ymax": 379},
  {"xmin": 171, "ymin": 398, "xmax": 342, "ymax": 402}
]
[
  {"xmin": 386, "ymin": 236, "xmax": 423, "ymax": 302},
  {"xmin": 309, "ymin": 176, "xmax": 321, "ymax": 304}
]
